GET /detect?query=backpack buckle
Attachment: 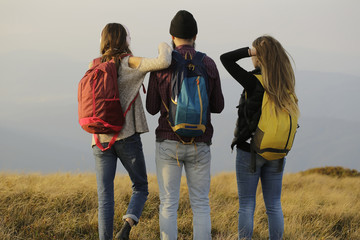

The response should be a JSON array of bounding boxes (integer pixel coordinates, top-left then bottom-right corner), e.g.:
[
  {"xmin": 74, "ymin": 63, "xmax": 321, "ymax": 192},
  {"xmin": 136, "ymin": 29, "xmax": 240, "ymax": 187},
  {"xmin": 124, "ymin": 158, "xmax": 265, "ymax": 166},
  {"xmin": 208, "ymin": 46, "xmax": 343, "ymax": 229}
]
[{"xmin": 188, "ymin": 64, "xmax": 195, "ymax": 71}]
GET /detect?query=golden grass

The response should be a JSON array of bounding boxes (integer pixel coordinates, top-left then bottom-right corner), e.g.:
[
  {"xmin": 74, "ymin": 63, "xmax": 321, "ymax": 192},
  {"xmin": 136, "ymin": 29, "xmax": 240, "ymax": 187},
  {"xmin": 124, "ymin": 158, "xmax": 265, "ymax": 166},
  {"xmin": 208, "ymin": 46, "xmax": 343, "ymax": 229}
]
[{"xmin": 0, "ymin": 169, "xmax": 359, "ymax": 239}]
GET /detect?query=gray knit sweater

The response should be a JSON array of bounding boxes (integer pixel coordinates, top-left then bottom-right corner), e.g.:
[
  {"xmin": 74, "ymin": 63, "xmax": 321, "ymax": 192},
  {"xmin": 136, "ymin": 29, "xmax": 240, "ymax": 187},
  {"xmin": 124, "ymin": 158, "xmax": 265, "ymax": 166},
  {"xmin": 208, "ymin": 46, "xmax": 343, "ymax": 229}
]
[{"xmin": 91, "ymin": 42, "xmax": 172, "ymax": 145}]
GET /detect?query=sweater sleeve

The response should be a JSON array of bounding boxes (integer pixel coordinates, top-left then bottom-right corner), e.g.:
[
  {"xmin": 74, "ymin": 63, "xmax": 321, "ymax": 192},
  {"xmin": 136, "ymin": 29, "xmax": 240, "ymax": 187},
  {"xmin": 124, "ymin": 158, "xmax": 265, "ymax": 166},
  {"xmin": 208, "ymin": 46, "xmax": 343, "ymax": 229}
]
[
  {"xmin": 220, "ymin": 47, "xmax": 257, "ymax": 92},
  {"xmin": 137, "ymin": 42, "xmax": 172, "ymax": 72}
]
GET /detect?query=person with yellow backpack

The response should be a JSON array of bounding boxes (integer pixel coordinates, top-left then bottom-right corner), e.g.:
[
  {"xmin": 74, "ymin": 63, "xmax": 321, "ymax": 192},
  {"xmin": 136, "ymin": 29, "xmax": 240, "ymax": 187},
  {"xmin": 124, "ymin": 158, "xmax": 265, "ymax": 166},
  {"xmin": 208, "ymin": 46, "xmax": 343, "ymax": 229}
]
[{"xmin": 220, "ymin": 35, "xmax": 299, "ymax": 240}]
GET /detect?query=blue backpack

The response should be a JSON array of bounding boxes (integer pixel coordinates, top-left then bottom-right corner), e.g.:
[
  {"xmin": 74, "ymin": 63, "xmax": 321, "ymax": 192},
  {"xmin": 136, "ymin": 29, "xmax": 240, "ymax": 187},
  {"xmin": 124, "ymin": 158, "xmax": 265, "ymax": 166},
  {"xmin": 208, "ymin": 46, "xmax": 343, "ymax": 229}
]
[{"xmin": 164, "ymin": 50, "xmax": 209, "ymax": 138}]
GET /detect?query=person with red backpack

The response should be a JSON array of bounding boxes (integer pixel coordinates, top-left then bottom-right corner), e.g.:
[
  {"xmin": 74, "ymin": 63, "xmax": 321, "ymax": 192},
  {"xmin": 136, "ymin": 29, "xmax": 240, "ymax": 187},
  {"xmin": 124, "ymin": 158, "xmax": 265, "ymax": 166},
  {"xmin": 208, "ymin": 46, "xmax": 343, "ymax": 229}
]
[{"xmin": 86, "ymin": 23, "xmax": 172, "ymax": 240}]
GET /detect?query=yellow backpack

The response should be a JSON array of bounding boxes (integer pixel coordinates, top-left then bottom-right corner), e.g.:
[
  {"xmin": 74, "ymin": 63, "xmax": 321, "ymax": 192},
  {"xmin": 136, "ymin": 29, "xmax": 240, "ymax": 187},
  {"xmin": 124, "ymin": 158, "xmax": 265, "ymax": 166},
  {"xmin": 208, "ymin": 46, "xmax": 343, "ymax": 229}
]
[{"xmin": 251, "ymin": 74, "xmax": 298, "ymax": 161}]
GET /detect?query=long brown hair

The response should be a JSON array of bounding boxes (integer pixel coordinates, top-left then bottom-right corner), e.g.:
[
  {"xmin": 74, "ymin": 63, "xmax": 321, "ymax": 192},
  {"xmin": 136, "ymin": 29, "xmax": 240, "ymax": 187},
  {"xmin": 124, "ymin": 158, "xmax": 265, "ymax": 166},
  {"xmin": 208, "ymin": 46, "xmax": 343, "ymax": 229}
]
[
  {"xmin": 253, "ymin": 35, "xmax": 299, "ymax": 117},
  {"xmin": 100, "ymin": 23, "xmax": 132, "ymax": 64}
]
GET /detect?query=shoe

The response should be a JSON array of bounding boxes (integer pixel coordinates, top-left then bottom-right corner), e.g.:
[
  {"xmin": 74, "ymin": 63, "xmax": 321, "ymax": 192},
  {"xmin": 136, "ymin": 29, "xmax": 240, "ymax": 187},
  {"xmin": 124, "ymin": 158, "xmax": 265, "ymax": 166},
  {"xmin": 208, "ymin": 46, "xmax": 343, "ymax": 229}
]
[{"xmin": 115, "ymin": 221, "xmax": 132, "ymax": 240}]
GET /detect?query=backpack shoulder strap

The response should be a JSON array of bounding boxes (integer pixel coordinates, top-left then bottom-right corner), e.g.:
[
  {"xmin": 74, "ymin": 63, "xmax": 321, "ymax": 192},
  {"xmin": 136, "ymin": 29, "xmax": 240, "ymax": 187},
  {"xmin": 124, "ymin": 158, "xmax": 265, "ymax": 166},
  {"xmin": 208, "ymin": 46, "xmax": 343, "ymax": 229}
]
[
  {"xmin": 254, "ymin": 74, "xmax": 263, "ymax": 86},
  {"xmin": 94, "ymin": 132, "xmax": 120, "ymax": 152},
  {"xmin": 192, "ymin": 51, "xmax": 208, "ymax": 87},
  {"xmin": 92, "ymin": 57, "xmax": 102, "ymax": 68},
  {"xmin": 119, "ymin": 53, "xmax": 132, "ymax": 59},
  {"xmin": 172, "ymin": 50, "xmax": 185, "ymax": 63},
  {"xmin": 192, "ymin": 51, "xmax": 206, "ymax": 63},
  {"xmin": 92, "ymin": 54, "xmax": 131, "ymax": 67}
]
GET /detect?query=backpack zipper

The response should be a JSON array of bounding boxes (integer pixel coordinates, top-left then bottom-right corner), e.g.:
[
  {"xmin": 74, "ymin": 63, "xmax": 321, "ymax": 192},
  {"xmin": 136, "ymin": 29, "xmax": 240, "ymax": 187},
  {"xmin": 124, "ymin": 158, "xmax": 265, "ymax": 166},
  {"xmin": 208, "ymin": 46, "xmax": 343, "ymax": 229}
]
[{"xmin": 196, "ymin": 76, "xmax": 203, "ymax": 124}]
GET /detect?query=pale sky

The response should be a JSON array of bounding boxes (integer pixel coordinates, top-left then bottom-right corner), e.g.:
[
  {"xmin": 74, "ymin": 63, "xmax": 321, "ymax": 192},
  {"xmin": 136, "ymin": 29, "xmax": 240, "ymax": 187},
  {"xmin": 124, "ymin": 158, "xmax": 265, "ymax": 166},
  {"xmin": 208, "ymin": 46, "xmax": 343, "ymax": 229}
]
[
  {"xmin": 1, "ymin": 0, "xmax": 360, "ymax": 72},
  {"xmin": 1, "ymin": 0, "xmax": 359, "ymax": 173}
]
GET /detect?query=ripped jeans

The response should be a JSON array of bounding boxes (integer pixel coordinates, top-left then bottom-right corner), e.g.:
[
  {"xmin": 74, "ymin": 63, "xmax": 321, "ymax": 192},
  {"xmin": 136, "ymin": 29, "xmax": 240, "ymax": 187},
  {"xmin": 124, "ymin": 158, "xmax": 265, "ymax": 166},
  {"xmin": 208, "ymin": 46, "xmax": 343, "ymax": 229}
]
[{"xmin": 93, "ymin": 133, "xmax": 148, "ymax": 240}]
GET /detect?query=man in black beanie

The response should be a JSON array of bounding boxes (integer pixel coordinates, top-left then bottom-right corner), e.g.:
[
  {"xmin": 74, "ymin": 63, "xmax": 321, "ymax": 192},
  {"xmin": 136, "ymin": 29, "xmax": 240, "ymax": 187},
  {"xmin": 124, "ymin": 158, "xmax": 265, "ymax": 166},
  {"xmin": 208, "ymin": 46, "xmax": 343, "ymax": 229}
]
[
  {"xmin": 146, "ymin": 10, "xmax": 224, "ymax": 240},
  {"xmin": 169, "ymin": 10, "xmax": 198, "ymax": 40}
]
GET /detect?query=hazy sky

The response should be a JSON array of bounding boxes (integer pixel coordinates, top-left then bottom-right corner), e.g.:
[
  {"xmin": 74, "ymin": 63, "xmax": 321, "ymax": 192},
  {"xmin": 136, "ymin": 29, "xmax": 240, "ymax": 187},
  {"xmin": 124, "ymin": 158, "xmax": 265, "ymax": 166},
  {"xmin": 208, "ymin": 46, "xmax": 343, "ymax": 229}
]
[
  {"xmin": 1, "ymin": 0, "xmax": 359, "ymax": 173},
  {"xmin": 1, "ymin": 0, "xmax": 359, "ymax": 73}
]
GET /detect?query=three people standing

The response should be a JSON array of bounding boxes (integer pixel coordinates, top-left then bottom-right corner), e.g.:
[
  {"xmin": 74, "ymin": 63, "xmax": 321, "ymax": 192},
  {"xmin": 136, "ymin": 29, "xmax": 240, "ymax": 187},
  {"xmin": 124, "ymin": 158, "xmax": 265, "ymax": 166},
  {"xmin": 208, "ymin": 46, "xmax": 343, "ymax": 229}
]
[{"xmin": 85, "ymin": 9, "xmax": 298, "ymax": 240}]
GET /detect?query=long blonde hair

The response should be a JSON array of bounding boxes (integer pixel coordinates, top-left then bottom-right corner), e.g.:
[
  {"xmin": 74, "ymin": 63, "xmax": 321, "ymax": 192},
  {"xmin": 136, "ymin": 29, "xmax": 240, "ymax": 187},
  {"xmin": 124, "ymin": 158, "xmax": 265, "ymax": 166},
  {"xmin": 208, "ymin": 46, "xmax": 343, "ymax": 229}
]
[{"xmin": 253, "ymin": 35, "xmax": 299, "ymax": 117}]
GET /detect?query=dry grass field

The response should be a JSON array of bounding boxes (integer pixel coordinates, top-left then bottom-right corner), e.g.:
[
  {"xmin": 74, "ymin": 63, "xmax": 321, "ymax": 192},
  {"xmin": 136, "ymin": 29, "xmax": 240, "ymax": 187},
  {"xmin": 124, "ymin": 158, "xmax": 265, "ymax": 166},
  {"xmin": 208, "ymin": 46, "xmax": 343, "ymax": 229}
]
[{"xmin": 0, "ymin": 167, "xmax": 359, "ymax": 239}]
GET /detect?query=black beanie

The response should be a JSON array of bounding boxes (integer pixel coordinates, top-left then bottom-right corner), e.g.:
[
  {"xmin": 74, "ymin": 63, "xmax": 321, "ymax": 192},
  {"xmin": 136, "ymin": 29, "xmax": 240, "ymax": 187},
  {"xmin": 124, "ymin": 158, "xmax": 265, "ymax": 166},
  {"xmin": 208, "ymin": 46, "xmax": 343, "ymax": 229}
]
[{"xmin": 169, "ymin": 10, "xmax": 198, "ymax": 39}]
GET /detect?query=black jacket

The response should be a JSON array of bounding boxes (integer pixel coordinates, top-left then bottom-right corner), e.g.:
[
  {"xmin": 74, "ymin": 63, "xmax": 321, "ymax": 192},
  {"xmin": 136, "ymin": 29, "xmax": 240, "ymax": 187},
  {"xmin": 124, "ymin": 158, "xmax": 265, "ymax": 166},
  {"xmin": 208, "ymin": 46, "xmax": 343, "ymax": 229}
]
[
  {"xmin": 231, "ymin": 69, "xmax": 264, "ymax": 151},
  {"xmin": 220, "ymin": 48, "xmax": 264, "ymax": 152}
]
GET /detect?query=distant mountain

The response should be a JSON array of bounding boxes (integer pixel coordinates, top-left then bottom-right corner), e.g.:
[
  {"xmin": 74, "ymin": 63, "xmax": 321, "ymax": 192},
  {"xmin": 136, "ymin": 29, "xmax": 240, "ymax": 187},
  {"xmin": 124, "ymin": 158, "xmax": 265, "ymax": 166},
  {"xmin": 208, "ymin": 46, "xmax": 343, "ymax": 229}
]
[
  {"xmin": 295, "ymin": 70, "xmax": 360, "ymax": 121},
  {"xmin": 0, "ymin": 50, "xmax": 359, "ymax": 173},
  {"xmin": 0, "ymin": 126, "xmax": 93, "ymax": 173},
  {"xmin": 286, "ymin": 116, "xmax": 360, "ymax": 172},
  {"xmin": 209, "ymin": 70, "xmax": 360, "ymax": 173},
  {"xmin": 286, "ymin": 71, "xmax": 360, "ymax": 172}
]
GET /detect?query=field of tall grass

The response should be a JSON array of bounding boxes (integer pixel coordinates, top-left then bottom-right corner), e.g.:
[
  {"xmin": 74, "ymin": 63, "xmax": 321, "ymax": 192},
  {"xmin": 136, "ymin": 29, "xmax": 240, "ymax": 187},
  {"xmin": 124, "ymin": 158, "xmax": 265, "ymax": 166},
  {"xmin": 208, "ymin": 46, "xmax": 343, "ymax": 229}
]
[{"xmin": 0, "ymin": 167, "xmax": 359, "ymax": 239}]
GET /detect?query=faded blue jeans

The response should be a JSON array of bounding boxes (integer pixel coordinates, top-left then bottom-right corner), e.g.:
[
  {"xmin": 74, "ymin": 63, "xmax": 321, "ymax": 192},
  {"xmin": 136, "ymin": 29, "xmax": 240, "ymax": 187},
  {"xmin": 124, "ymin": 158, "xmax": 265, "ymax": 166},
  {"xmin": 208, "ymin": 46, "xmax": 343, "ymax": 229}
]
[
  {"xmin": 92, "ymin": 133, "xmax": 149, "ymax": 240},
  {"xmin": 236, "ymin": 148, "xmax": 285, "ymax": 240},
  {"xmin": 156, "ymin": 140, "xmax": 211, "ymax": 240}
]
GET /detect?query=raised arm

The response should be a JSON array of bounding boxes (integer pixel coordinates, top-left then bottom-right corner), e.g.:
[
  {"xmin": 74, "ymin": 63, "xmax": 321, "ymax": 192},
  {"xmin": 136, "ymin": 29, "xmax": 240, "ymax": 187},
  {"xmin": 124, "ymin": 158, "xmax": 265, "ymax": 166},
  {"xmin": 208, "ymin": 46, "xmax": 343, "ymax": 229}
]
[
  {"xmin": 128, "ymin": 42, "xmax": 172, "ymax": 72},
  {"xmin": 220, "ymin": 47, "xmax": 257, "ymax": 92}
]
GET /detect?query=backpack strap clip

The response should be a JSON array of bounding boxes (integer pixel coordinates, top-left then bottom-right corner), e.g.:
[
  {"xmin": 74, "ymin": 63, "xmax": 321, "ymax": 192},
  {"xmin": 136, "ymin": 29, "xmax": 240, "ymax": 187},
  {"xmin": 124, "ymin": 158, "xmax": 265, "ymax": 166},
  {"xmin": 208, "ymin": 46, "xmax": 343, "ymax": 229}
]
[{"xmin": 188, "ymin": 64, "xmax": 195, "ymax": 71}]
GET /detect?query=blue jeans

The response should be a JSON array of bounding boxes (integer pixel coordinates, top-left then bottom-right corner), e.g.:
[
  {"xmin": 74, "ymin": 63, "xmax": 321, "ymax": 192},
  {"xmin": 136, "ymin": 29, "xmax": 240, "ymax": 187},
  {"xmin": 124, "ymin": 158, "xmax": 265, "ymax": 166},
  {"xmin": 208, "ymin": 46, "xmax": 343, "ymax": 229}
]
[
  {"xmin": 92, "ymin": 133, "xmax": 149, "ymax": 240},
  {"xmin": 156, "ymin": 140, "xmax": 211, "ymax": 240},
  {"xmin": 236, "ymin": 149, "xmax": 285, "ymax": 240}
]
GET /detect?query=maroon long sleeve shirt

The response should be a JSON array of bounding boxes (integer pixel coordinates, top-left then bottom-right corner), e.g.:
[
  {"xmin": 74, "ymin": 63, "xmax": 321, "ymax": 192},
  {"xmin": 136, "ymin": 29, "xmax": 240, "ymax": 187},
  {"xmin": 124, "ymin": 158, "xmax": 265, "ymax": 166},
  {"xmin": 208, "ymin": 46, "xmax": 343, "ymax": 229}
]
[{"xmin": 146, "ymin": 45, "xmax": 224, "ymax": 144}]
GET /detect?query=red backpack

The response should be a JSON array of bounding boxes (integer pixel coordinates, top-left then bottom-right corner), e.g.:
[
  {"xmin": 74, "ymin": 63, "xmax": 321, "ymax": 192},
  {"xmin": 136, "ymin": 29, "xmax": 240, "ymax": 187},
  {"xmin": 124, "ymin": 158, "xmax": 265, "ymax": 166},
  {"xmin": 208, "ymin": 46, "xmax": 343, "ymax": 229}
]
[{"xmin": 78, "ymin": 55, "xmax": 136, "ymax": 151}]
